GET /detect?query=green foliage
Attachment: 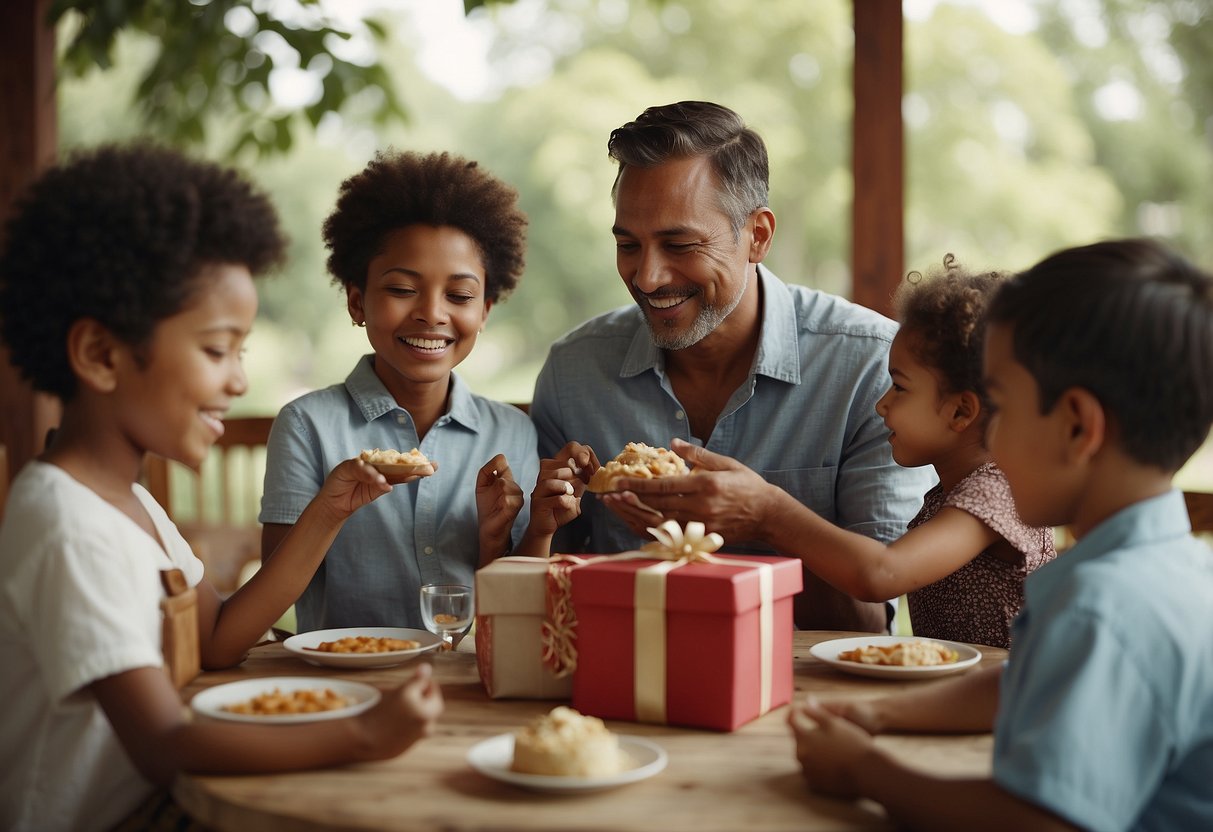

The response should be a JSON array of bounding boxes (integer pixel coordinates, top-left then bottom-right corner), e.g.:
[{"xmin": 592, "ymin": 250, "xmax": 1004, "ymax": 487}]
[
  {"xmin": 49, "ymin": 0, "xmax": 404, "ymax": 157},
  {"xmin": 53, "ymin": 0, "xmax": 1213, "ymax": 411}
]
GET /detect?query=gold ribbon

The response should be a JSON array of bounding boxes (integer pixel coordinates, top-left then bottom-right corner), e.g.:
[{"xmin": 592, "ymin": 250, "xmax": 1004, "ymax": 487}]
[{"xmin": 627, "ymin": 521, "xmax": 775, "ymax": 724}]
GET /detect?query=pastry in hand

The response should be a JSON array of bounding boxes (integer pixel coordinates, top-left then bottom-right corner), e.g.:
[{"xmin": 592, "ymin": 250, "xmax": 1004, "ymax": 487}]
[
  {"xmin": 359, "ymin": 447, "xmax": 435, "ymax": 477},
  {"xmin": 587, "ymin": 442, "xmax": 689, "ymax": 493}
]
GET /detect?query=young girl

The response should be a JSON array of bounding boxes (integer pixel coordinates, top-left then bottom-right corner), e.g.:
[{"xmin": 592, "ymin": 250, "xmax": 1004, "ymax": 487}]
[
  {"xmin": 599, "ymin": 257, "xmax": 1056, "ymax": 647},
  {"xmin": 0, "ymin": 145, "xmax": 443, "ymax": 832},
  {"xmin": 259, "ymin": 150, "xmax": 539, "ymax": 632}
]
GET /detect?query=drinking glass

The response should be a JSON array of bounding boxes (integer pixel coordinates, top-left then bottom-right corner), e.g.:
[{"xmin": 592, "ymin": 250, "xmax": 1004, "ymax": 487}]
[{"xmin": 419, "ymin": 583, "xmax": 473, "ymax": 649}]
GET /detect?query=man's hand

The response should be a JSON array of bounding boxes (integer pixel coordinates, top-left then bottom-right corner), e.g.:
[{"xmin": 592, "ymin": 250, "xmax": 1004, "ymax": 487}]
[{"xmin": 604, "ymin": 438, "xmax": 777, "ymax": 541}]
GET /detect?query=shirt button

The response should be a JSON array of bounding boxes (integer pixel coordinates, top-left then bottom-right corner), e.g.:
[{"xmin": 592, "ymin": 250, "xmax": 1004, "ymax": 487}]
[
  {"xmin": 424, "ymin": 546, "xmax": 434, "ymax": 555},
  {"xmin": 396, "ymin": 414, "xmax": 406, "ymax": 425},
  {"xmin": 674, "ymin": 410, "xmax": 685, "ymax": 420}
]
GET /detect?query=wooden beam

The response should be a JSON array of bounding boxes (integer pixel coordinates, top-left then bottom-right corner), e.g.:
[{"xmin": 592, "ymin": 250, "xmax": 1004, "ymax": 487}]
[
  {"xmin": 1, "ymin": 0, "xmax": 60, "ymax": 483},
  {"xmin": 851, "ymin": 0, "xmax": 904, "ymax": 318}
]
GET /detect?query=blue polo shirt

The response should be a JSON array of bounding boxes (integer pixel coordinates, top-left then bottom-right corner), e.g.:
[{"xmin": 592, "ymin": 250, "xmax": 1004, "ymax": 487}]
[
  {"xmin": 260, "ymin": 356, "xmax": 538, "ymax": 631},
  {"xmin": 994, "ymin": 490, "xmax": 1213, "ymax": 831}
]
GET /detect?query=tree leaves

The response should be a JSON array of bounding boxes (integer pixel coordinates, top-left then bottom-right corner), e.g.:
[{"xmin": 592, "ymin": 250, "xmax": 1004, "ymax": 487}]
[{"xmin": 49, "ymin": 0, "xmax": 406, "ymax": 158}]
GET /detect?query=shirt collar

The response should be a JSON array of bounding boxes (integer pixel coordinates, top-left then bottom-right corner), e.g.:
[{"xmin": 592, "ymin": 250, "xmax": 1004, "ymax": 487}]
[
  {"xmin": 617, "ymin": 265, "xmax": 801, "ymax": 385},
  {"xmin": 1055, "ymin": 490, "xmax": 1192, "ymax": 570},
  {"xmin": 344, "ymin": 354, "xmax": 481, "ymax": 432}
]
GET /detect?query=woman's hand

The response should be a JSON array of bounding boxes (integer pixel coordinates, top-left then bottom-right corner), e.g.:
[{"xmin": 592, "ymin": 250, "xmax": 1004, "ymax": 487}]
[{"xmin": 476, "ymin": 454, "xmax": 524, "ymax": 562}]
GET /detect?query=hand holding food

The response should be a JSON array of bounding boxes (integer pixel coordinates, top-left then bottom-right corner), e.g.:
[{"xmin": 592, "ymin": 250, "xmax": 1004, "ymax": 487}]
[
  {"xmin": 587, "ymin": 442, "xmax": 689, "ymax": 493},
  {"xmin": 360, "ymin": 447, "xmax": 436, "ymax": 477}
]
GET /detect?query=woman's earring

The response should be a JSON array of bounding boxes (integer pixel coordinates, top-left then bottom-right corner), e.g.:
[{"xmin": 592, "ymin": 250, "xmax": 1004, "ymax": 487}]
[{"xmin": 352, "ymin": 319, "xmax": 365, "ymax": 328}]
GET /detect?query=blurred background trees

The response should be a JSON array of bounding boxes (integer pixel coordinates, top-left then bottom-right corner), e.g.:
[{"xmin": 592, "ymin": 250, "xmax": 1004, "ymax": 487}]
[{"xmin": 53, "ymin": 0, "xmax": 1213, "ymax": 423}]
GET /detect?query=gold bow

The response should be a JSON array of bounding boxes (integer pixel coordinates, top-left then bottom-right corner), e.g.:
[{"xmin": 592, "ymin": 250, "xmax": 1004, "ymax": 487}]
[{"xmin": 641, "ymin": 520, "xmax": 724, "ymax": 563}]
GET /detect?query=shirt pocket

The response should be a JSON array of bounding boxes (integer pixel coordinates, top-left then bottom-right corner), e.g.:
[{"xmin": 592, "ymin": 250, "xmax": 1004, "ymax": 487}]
[{"xmin": 762, "ymin": 466, "xmax": 838, "ymax": 521}]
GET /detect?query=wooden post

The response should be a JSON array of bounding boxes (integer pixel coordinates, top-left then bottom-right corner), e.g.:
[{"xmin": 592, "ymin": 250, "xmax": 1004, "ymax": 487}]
[
  {"xmin": 0, "ymin": 0, "xmax": 60, "ymax": 482},
  {"xmin": 851, "ymin": 0, "xmax": 904, "ymax": 318}
]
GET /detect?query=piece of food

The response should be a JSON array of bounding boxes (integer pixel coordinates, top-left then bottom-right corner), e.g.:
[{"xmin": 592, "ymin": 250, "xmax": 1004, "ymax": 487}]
[
  {"xmin": 587, "ymin": 442, "xmax": 689, "ymax": 493},
  {"xmin": 511, "ymin": 706, "xmax": 628, "ymax": 777},
  {"xmin": 222, "ymin": 687, "xmax": 351, "ymax": 715},
  {"xmin": 360, "ymin": 447, "xmax": 434, "ymax": 476},
  {"xmin": 837, "ymin": 640, "xmax": 960, "ymax": 667},
  {"xmin": 305, "ymin": 635, "xmax": 421, "ymax": 654}
]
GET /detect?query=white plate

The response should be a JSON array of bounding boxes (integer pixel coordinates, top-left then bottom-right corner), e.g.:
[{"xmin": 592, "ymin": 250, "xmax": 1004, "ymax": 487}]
[
  {"xmin": 809, "ymin": 636, "xmax": 982, "ymax": 679},
  {"xmin": 467, "ymin": 733, "xmax": 667, "ymax": 793},
  {"xmin": 190, "ymin": 676, "xmax": 380, "ymax": 724},
  {"xmin": 283, "ymin": 627, "xmax": 443, "ymax": 668}
]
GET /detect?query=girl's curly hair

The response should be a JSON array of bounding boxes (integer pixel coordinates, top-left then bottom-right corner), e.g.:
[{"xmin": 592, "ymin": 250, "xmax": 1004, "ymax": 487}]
[
  {"xmin": 0, "ymin": 143, "xmax": 286, "ymax": 401},
  {"xmin": 893, "ymin": 254, "xmax": 1007, "ymax": 406},
  {"xmin": 322, "ymin": 150, "xmax": 527, "ymax": 303}
]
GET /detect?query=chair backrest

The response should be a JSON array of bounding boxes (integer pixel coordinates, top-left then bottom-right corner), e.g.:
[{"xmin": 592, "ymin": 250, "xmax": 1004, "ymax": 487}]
[
  {"xmin": 142, "ymin": 416, "xmax": 274, "ymax": 594},
  {"xmin": 1183, "ymin": 490, "xmax": 1213, "ymax": 535},
  {"xmin": 0, "ymin": 444, "xmax": 8, "ymax": 523}
]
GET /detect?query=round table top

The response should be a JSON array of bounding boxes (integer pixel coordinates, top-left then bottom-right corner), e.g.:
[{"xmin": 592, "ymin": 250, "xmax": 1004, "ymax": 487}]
[{"xmin": 175, "ymin": 631, "xmax": 1006, "ymax": 832}]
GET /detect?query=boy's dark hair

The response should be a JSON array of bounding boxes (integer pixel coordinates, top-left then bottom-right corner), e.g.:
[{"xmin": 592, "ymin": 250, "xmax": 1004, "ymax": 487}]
[
  {"xmin": 322, "ymin": 150, "xmax": 527, "ymax": 303},
  {"xmin": 0, "ymin": 143, "xmax": 286, "ymax": 402},
  {"xmin": 894, "ymin": 254, "xmax": 1006, "ymax": 411},
  {"xmin": 987, "ymin": 238, "xmax": 1213, "ymax": 472},
  {"xmin": 608, "ymin": 101, "xmax": 769, "ymax": 237}
]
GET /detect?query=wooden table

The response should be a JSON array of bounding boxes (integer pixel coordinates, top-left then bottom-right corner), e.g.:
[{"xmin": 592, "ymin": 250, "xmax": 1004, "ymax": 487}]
[{"xmin": 175, "ymin": 632, "xmax": 1005, "ymax": 831}]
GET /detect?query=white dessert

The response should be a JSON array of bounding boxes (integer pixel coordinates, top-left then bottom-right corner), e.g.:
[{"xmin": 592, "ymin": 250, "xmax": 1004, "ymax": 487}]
[{"xmin": 511, "ymin": 706, "xmax": 627, "ymax": 777}]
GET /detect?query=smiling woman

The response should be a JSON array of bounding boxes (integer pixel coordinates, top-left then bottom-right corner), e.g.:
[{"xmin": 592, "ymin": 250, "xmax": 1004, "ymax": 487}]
[{"xmin": 258, "ymin": 149, "xmax": 541, "ymax": 635}]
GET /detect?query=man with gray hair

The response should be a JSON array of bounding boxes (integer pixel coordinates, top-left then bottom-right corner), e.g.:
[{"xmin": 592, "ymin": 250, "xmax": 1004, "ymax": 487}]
[{"xmin": 529, "ymin": 101, "xmax": 934, "ymax": 631}]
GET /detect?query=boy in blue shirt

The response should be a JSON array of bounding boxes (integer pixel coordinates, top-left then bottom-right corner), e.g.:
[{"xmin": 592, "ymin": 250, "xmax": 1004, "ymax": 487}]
[{"xmin": 789, "ymin": 238, "xmax": 1213, "ymax": 831}]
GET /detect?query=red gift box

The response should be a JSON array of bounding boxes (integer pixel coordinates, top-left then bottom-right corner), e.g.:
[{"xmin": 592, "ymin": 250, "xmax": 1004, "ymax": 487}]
[{"xmin": 569, "ymin": 553, "xmax": 802, "ymax": 731}]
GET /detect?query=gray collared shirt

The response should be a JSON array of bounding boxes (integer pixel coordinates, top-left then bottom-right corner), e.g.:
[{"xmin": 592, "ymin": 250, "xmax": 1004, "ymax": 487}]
[
  {"xmin": 260, "ymin": 355, "xmax": 538, "ymax": 631},
  {"xmin": 531, "ymin": 266, "xmax": 935, "ymax": 556}
]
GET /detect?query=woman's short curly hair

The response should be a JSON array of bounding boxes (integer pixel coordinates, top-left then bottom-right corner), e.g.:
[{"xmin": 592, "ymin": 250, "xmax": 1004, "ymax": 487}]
[
  {"xmin": 893, "ymin": 255, "xmax": 1007, "ymax": 405},
  {"xmin": 322, "ymin": 150, "xmax": 527, "ymax": 303},
  {"xmin": 0, "ymin": 143, "xmax": 286, "ymax": 401}
]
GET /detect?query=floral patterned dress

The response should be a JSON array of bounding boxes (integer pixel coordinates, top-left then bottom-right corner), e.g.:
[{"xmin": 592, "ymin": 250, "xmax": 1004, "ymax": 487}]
[{"xmin": 906, "ymin": 462, "xmax": 1056, "ymax": 648}]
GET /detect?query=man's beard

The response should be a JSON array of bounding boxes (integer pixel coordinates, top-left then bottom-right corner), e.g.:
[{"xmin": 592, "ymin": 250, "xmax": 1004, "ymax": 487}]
[{"xmin": 644, "ymin": 283, "xmax": 746, "ymax": 350}]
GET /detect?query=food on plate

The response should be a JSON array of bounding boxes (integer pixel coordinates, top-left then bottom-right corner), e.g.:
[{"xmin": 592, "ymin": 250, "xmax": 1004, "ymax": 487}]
[
  {"xmin": 587, "ymin": 442, "xmax": 689, "ymax": 493},
  {"xmin": 837, "ymin": 640, "xmax": 960, "ymax": 667},
  {"xmin": 511, "ymin": 706, "xmax": 628, "ymax": 777},
  {"xmin": 359, "ymin": 447, "xmax": 434, "ymax": 476},
  {"xmin": 305, "ymin": 635, "xmax": 421, "ymax": 654},
  {"xmin": 222, "ymin": 687, "xmax": 351, "ymax": 715}
]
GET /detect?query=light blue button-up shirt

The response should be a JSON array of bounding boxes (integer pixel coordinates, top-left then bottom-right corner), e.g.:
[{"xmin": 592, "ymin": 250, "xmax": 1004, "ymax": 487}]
[
  {"xmin": 260, "ymin": 355, "xmax": 538, "ymax": 631},
  {"xmin": 531, "ymin": 266, "xmax": 935, "ymax": 557},
  {"xmin": 994, "ymin": 490, "xmax": 1213, "ymax": 831}
]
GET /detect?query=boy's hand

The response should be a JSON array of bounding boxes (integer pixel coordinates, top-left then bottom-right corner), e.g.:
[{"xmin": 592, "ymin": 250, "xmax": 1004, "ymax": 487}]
[
  {"xmin": 605, "ymin": 438, "xmax": 774, "ymax": 541},
  {"xmin": 477, "ymin": 455, "xmax": 524, "ymax": 561},
  {"xmin": 357, "ymin": 663, "xmax": 444, "ymax": 760},
  {"xmin": 788, "ymin": 696, "xmax": 874, "ymax": 799}
]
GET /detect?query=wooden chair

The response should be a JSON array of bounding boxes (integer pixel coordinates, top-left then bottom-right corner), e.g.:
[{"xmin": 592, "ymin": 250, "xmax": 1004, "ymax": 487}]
[
  {"xmin": 0, "ymin": 444, "xmax": 8, "ymax": 523},
  {"xmin": 1183, "ymin": 490, "xmax": 1213, "ymax": 535},
  {"xmin": 143, "ymin": 416, "xmax": 274, "ymax": 595}
]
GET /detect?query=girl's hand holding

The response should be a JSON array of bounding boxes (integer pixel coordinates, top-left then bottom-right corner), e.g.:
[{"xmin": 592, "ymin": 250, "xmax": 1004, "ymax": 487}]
[
  {"xmin": 317, "ymin": 458, "xmax": 403, "ymax": 517},
  {"xmin": 606, "ymin": 438, "xmax": 775, "ymax": 541},
  {"xmin": 787, "ymin": 696, "xmax": 875, "ymax": 799},
  {"xmin": 356, "ymin": 663, "xmax": 444, "ymax": 761},
  {"xmin": 476, "ymin": 454, "xmax": 524, "ymax": 561}
]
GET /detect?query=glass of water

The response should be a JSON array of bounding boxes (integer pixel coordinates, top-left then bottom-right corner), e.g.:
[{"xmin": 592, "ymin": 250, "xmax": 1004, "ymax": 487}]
[{"xmin": 419, "ymin": 583, "xmax": 473, "ymax": 650}]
